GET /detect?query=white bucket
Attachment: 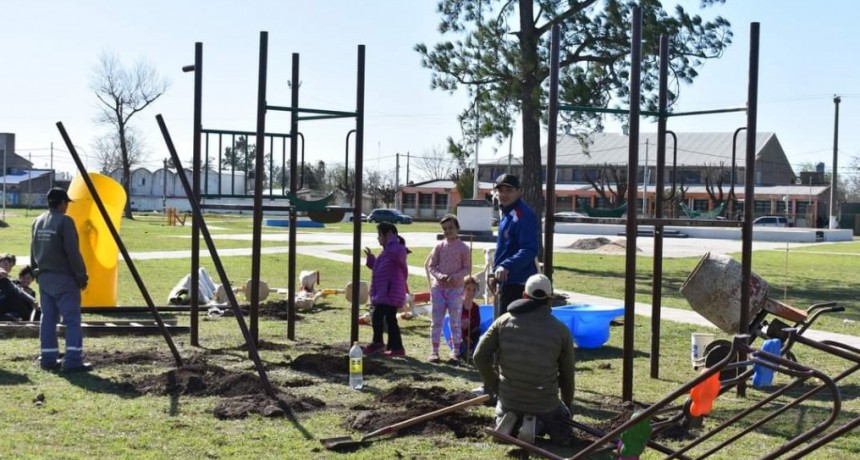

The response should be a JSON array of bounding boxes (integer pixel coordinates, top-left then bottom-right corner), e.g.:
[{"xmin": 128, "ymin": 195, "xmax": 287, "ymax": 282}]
[{"xmin": 691, "ymin": 333, "xmax": 716, "ymax": 369}]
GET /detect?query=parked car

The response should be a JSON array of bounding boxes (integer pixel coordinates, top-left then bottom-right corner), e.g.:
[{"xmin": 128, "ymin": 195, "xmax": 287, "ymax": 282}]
[
  {"xmin": 753, "ymin": 216, "xmax": 790, "ymax": 227},
  {"xmin": 348, "ymin": 212, "xmax": 368, "ymax": 222},
  {"xmin": 367, "ymin": 208, "xmax": 413, "ymax": 224}
]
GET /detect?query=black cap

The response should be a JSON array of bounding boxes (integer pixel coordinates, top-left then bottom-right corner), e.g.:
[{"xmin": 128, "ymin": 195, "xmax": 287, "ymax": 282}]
[
  {"xmin": 46, "ymin": 187, "xmax": 73, "ymax": 204},
  {"xmin": 494, "ymin": 173, "xmax": 521, "ymax": 189}
]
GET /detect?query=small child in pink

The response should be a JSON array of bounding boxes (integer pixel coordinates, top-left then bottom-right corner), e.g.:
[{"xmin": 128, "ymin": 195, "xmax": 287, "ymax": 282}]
[{"xmin": 427, "ymin": 214, "xmax": 472, "ymax": 362}]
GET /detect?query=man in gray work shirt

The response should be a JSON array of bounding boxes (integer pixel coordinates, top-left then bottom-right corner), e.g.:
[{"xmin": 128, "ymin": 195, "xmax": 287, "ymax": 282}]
[{"xmin": 31, "ymin": 187, "xmax": 91, "ymax": 372}]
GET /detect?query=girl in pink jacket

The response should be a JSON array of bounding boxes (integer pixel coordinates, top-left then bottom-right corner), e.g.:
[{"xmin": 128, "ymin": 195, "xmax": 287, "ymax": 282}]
[
  {"xmin": 427, "ymin": 214, "xmax": 472, "ymax": 362},
  {"xmin": 363, "ymin": 222, "xmax": 408, "ymax": 357}
]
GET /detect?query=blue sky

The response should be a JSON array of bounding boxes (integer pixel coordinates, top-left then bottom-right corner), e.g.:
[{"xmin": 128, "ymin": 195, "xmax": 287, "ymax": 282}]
[{"xmin": 1, "ymin": 1, "xmax": 858, "ymax": 181}]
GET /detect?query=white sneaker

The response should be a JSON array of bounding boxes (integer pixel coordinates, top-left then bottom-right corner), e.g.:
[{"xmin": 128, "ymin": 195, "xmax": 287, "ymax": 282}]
[
  {"xmin": 495, "ymin": 412, "xmax": 519, "ymax": 437},
  {"xmin": 518, "ymin": 415, "xmax": 536, "ymax": 444}
]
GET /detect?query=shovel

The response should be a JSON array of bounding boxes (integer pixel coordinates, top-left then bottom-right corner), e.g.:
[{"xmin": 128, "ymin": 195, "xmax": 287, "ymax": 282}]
[{"xmin": 321, "ymin": 393, "xmax": 490, "ymax": 450}]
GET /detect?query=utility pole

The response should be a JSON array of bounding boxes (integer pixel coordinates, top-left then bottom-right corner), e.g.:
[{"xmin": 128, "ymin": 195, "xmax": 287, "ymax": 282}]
[
  {"xmin": 163, "ymin": 158, "xmax": 169, "ymax": 213},
  {"xmin": 829, "ymin": 95, "xmax": 840, "ymax": 229},
  {"xmin": 405, "ymin": 151, "xmax": 410, "ymax": 184},
  {"xmin": 50, "ymin": 142, "xmax": 54, "ymax": 188},
  {"xmin": 28, "ymin": 152, "xmax": 32, "ymax": 215},
  {"xmin": 395, "ymin": 153, "xmax": 401, "ymax": 210},
  {"xmin": 642, "ymin": 138, "xmax": 650, "ymax": 216}
]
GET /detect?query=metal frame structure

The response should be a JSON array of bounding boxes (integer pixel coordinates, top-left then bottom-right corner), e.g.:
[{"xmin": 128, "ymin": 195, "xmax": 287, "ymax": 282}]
[
  {"xmin": 180, "ymin": 33, "xmax": 366, "ymax": 346},
  {"xmin": 546, "ymin": 8, "xmax": 761, "ymax": 401}
]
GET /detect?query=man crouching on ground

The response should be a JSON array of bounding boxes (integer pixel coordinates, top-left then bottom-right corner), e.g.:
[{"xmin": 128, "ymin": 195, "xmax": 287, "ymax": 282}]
[{"xmin": 473, "ymin": 274, "xmax": 575, "ymax": 444}]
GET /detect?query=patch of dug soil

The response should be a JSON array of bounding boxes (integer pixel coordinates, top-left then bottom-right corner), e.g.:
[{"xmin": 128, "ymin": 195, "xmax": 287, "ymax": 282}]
[
  {"xmin": 291, "ymin": 353, "xmax": 390, "ymax": 376},
  {"xmin": 135, "ymin": 362, "xmax": 270, "ymax": 397},
  {"xmin": 213, "ymin": 391, "xmax": 325, "ymax": 420},
  {"xmin": 85, "ymin": 349, "xmax": 178, "ymax": 367},
  {"xmin": 344, "ymin": 385, "xmax": 492, "ymax": 440},
  {"xmin": 568, "ymin": 237, "xmax": 640, "ymax": 253}
]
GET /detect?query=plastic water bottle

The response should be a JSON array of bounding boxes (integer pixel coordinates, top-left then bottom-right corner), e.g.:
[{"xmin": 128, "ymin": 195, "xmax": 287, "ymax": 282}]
[{"xmin": 349, "ymin": 342, "xmax": 364, "ymax": 390}]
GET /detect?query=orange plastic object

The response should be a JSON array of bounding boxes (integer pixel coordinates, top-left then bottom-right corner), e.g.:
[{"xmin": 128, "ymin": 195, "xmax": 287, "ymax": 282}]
[
  {"xmin": 412, "ymin": 291, "xmax": 431, "ymax": 304},
  {"xmin": 66, "ymin": 173, "xmax": 127, "ymax": 307},
  {"xmin": 689, "ymin": 372, "xmax": 721, "ymax": 417}
]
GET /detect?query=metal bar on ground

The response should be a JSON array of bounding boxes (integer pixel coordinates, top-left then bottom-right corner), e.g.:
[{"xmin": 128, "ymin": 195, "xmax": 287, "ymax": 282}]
[
  {"xmin": 156, "ymin": 113, "xmax": 277, "ymax": 398},
  {"xmin": 56, "ymin": 122, "xmax": 183, "ymax": 367}
]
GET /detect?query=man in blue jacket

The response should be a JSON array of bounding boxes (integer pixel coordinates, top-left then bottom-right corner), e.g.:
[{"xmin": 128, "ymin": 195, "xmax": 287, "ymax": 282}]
[{"xmin": 492, "ymin": 174, "xmax": 540, "ymax": 313}]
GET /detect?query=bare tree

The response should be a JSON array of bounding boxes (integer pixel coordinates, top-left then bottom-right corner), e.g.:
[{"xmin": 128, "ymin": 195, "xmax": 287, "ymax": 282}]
[
  {"xmin": 413, "ymin": 146, "xmax": 456, "ymax": 181},
  {"xmin": 93, "ymin": 127, "xmax": 146, "ymax": 175},
  {"xmin": 584, "ymin": 164, "xmax": 628, "ymax": 207},
  {"xmin": 91, "ymin": 51, "xmax": 169, "ymax": 218}
]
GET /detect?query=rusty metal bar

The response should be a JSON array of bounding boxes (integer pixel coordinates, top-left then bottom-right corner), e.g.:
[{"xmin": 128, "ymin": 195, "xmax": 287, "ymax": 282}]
[
  {"xmin": 189, "ymin": 42, "xmax": 203, "ymax": 347},
  {"xmin": 287, "ymin": 52, "xmax": 300, "ymax": 340},
  {"xmin": 350, "ymin": 45, "xmax": 366, "ymax": 344},
  {"xmin": 156, "ymin": 114, "xmax": 277, "ymax": 398},
  {"xmin": 650, "ymin": 34, "xmax": 670, "ymax": 379},
  {"xmin": 544, "ymin": 25, "xmax": 560, "ymax": 280},
  {"xmin": 250, "ymin": 31, "xmax": 268, "ymax": 344},
  {"xmin": 738, "ymin": 21, "xmax": 761, "ymax": 398},
  {"xmin": 56, "ymin": 122, "xmax": 183, "ymax": 367},
  {"xmin": 621, "ymin": 5, "xmax": 642, "ymax": 403}
]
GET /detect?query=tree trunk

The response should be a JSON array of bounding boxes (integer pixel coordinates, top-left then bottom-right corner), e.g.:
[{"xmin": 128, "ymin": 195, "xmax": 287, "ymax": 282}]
[{"xmin": 518, "ymin": 0, "xmax": 545, "ymax": 219}]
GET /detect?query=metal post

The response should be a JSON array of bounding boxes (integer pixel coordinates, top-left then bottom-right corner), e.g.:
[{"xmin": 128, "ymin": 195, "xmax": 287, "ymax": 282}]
[
  {"xmin": 739, "ymin": 22, "xmax": 761, "ymax": 398},
  {"xmin": 288, "ymin": 51, "xmax": 299, "ymax": 340},
  {"xmin": 622, "ymin": 6, "xmax": 642, "ymax": 403},
  {"xmin": 650, "ymin": 35, "xmax": 669, "ymax": 379},
  {"xmin": 350, "ymin": 45, "xmax": 366, "ymax": 344},
  {"xmin": 251, "ymin": 31, "xmax": 269, "ymax": 344},
  {"xmin": 545, "ymin": 25, "xmax": 561, "ymax": 280},
  {"xmin": 829, "ymin": 95, "xmax": 841, "ymax": 229},
  {"xmin": 186, "ymin": 42, "xmax": 203, "ymax": 347}
]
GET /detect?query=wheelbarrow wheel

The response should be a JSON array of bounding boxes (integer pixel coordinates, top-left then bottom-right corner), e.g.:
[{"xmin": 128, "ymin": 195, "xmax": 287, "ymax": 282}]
[{"xmin": 704, "ymin": 339, "xmax": 738, "ymax": 381}]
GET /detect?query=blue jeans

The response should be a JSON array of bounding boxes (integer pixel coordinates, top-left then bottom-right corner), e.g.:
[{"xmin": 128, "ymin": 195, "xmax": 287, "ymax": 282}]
[{"xmin": 38, "ymin": 273, "xmax": 83, "ymax": 369}]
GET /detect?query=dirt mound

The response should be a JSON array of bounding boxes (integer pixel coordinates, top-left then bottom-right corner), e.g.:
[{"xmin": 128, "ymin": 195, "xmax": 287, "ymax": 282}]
[
  {"xmin": 85, "ymin": 349, "xmax": 176, "ymax": 367},
  {"xmin": 213, "ymin": 391, "xmax": 325, "ymax": 420},
  {"xmin": 344, "ymin": 385, "xmax": 491, "ymax": 440},
  {"xmin": 291, "ymin": 352, "xmax": 390, "ymax": 376},
  {"xmin": 135, "ymin": 362, "xmax": 269, "ymax": 397},
  {"xmin": 131, "ymin": 359, "xmax": 326, "ymax": 420},
  {"xmin": 568, "ymin": 237, "xmax": 639, "ymax": 253}
]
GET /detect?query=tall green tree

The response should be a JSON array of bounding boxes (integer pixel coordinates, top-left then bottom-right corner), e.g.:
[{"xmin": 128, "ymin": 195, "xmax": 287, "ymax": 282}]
[{"xmin": 416, "ymin": 0, "xmax": 732, "ymax": 215}]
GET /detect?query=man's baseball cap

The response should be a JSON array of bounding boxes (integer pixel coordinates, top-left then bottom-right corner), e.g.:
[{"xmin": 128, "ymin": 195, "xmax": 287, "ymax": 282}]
[
  {"xmin": 525, "ymin": 274, "xmax": 553, "ymax": 300},
  {"xmin": 494, "ymin": 173, "xmax": 521, "ymax": 189},
  {"xmin": 46, "ymin": 187, "xmax": 73, "ymax": 203}
]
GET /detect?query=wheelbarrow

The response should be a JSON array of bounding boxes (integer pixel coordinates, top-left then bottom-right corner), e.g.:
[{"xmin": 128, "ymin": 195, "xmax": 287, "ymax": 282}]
[{"xmin": 681, "ymin": 252, "xmax": 843, "ymax": 374}]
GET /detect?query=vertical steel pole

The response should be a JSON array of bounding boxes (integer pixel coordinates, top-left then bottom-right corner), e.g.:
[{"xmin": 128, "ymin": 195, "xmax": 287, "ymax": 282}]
[
  {"xmin": 287, "ymin": 52, "xmax": 299, "ymax": 340},
  {"xmin": 739, "ymin": 22, "xmax": 761, "ymax": 398},
  {"xmin": 829, "ymin": 95, "xmax": 841, "ymax": 229},
  {"xmin": 622, "ymin": 6, "xmax": 642, "ymax": 403},
  {"xmin": 650, "ymin": 35, "xmax": 669, "ymax": 379},
  {"xmin": 544, "ymin": 25, "xmax": 560, "ymax": 280},
  {"xmin": 190, "ymin": 42, "xmax": 203, "ymax": 347},
  {"xmin": 251, "ymin": 31, "xmax": 269, "ymax": 344},
  {"xmin": 351, "ymin": 45, "xmax": 366, "ymax": 344}
]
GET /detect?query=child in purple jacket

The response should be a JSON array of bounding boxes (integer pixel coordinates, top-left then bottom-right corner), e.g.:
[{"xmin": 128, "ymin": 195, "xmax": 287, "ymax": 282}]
[{"xmin": 363, "ymin": 222, "xmax": 408, "ymax": 357}]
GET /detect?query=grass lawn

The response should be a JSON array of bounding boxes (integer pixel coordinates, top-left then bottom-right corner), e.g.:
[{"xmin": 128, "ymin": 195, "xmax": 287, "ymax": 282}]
[{"xmin": 1, "ymin": 213, "xmax": 858, "ymax": 458}]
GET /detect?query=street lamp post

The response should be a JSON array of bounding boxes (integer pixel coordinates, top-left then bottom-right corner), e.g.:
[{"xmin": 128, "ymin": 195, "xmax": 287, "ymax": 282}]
[{"xmin": 829, "ymin": 95, "xmax": 840, "ymax": 229}]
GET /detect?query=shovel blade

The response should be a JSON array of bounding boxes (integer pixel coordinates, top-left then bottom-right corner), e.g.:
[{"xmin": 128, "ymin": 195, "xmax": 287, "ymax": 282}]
[{"xmin": 320, "ymin": 436, "xmax": 365, "ymax": 450}]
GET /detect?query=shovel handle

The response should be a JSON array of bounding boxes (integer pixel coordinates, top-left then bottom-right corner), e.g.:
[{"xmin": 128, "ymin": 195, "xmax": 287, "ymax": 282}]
[{"xmin": 362, "ymin": 394, "xmax": 490, "ymax": 440}]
